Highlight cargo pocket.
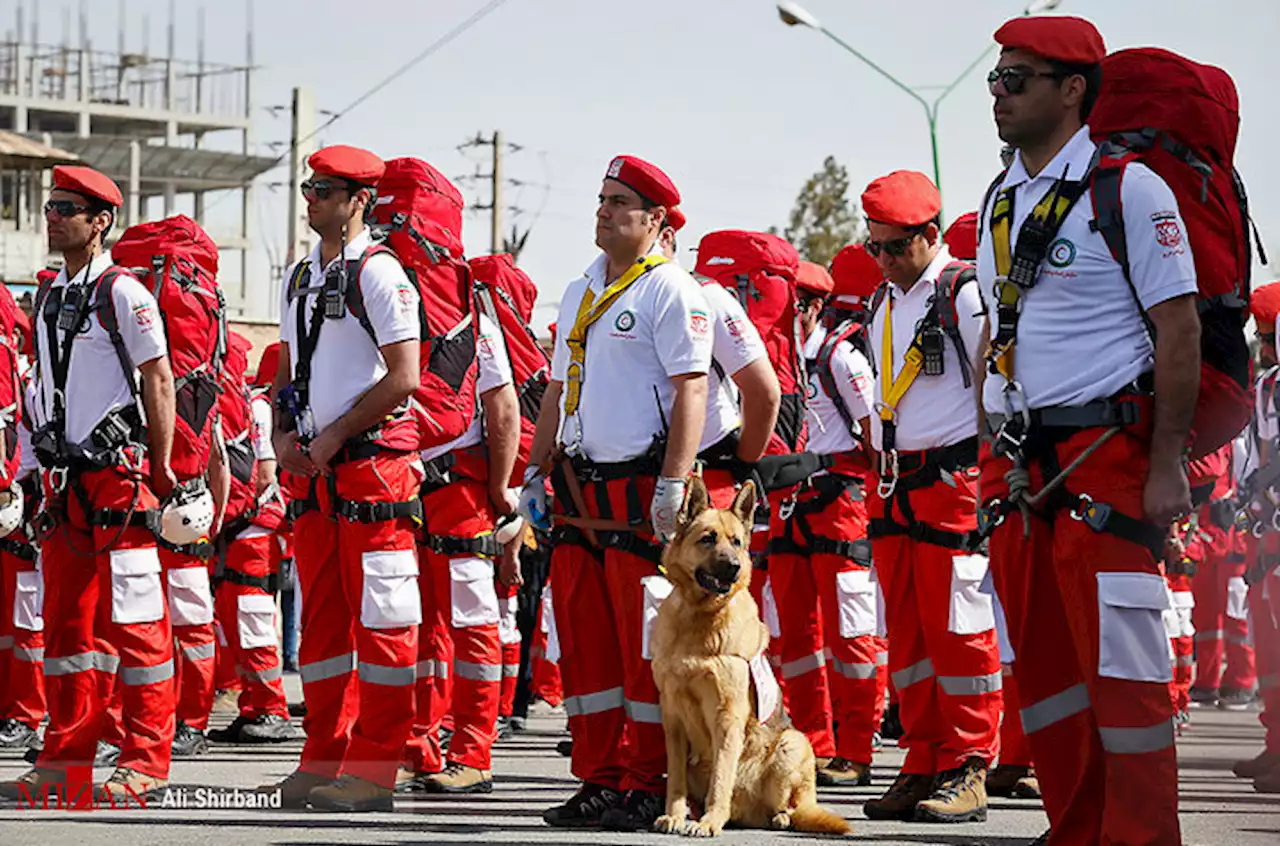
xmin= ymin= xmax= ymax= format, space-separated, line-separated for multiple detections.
xmin=110 ymin=547 xmax=164 ymax=625
xmin=1226 ymin=575 xmax=1249 ymax=621
xmin=640 ymin=575 xmax=674 ymax=660
xmin=167 ymin=566 xmax=214 ymax=626
xmin=449 ymin=556 xmax=498 ymax=629
xmin=762 ymin=577 xmax=782 ymax=639
xmin=1164 ymin=589 xmax=1194 ymax=639
xmin=361 ymin=549 xmax=422 ymax=629
xmin=498 ymin=593 xmax=521 ymax=645
xmin=871 ymin=566 xmax=887 ymax=638
xmin=1097 ymin=572 xmax=1173 ymax=683
xmin=948 ymin=554 xmax=994 ymax=635
xmin=237 ymin=593 xmax=278 ymax=649
xmin=13 ymin=570 xmax=43 ymax=632
xmin=835 ymin=568 xmax=877 ymax=638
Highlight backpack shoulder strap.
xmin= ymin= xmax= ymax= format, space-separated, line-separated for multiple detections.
xmin=932 ymin=260 xmax=977 ymax=388
xmin=815 ymin=321 xmax=863 ymax=438
xmin=1088 ymin=150 xmax=1137 ymax=283
xmin=92 ymin=267 xmax=140 ymax=398
xmin=344 ymin=243 xmax=399 ymax=348
xmin=976 ymin=168 xmax=1010 ymax=247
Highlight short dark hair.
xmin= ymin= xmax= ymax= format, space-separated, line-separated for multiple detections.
xmin=88 ymin=199 xmax=116 ymax=241
xmin=1048 ymin=60 xmax=1103 ymax=122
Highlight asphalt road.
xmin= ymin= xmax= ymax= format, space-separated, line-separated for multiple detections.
xmin=0 ymin=676 xmax=1275 ymax=846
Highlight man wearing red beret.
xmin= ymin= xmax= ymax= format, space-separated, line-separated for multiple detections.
xmin=0 ymin=166 xmax=180 ymax=802
xmin=526 ymin=155 xmax=718 ymax=831
xmin=975 ymin=15 xmax=1200 ymax=844
xmin=943 ymin=213 xmax=979 ymax=262
xmin=857 ymin=170 xmax=1001 ymax=823
xmin=1231 ymin=282 xmax=1280 ymax=794
xmin=263 ymin=145 xmax=425 ymax=811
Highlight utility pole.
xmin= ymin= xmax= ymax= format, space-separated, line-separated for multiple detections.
xmin=490 ymin=130 xmax=503 ymax=255
xmin=286 ymin=85 xmax=317 ymax=266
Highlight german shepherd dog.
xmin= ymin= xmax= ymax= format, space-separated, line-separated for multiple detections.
xmin=650 ymin=477 xmax=850 ymax=837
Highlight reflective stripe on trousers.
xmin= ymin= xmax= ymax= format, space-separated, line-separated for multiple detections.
xmin=563 ymin=686 xmax=624 ymax=718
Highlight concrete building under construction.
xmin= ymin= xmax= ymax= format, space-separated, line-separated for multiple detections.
xmin=0 ymin=0 xmax=276 ymax=318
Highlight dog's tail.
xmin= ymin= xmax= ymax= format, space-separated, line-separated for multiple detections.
xmin=790 ymin=802 xmax=852 ymax=835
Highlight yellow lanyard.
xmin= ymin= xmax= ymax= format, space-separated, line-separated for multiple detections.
xmin=563 ymin=254 xmax=668 ymax=417
xmin=877 ymin=289 xmax=927 ymax=423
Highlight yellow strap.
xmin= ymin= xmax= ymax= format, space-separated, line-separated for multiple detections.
xmin=563 ymin=255 xmax=669 ymax=417
xmin=878 ymin=291 xmax=927 ymax=423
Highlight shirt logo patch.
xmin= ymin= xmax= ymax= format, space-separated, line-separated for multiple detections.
xmin=725 ymin=316 xmax=743 ymax=338
xmin=1047 ymin=238 xmax=1077 ymax=268
xmin=133 ymin=303 xmax=156 ymax=331
xmin=690 ymin=309 xmax=710 ymax=335
xmin=395 ymin=282 xmax=417 ymax=309
xmin=1152 ymin=213 xmax=1184 ymax=249
xmin=615 ymin=310 xmax=636 ymax=332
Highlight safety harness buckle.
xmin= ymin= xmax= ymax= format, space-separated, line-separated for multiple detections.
xmin=1069 ymin=493 xmax=1112 ymax=533
xmin=876 ymin=449 xmax=899 ymax=500
xmin=977 ymin=499 xmax=1005 ymax=536
xmin=48 ymin=466 xmax=68 ymax=495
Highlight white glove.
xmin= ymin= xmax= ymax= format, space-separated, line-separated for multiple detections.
xmin=650 ymin=476 xmax=687 ymax=544
xmin=518 ymin=466 xmax=551 ymax=531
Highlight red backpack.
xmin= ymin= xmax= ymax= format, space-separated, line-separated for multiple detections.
xmin=107 ymin=214 xmax=228 ymax=483
xmin=469 ymin=253 xmax=550 ymax=485
xmin=358 ymin=157 xmax=479 ymax=452
xmin=1088 ymin=47 xmax=1260 ymax=458
xmin=694 ymin=230 xmax=806 ymax=454
xmin=217 ymin=335 xmax=284 ymax=536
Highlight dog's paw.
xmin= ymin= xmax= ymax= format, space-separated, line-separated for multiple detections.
xmin=682 ymin=818 xmax=725 ymax=838
xmin=769 ymin=812 xmax=792 ymax=831
xmin=654 ymin=814 xmax=688 ymax=834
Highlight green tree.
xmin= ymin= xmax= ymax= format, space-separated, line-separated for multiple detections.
xmin=774 ymin=156 xmax=863 ymax=267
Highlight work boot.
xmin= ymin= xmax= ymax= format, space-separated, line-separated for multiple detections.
xmin=424 ymin=761 xmax=494 ymax=794
xmin=1232 ymin=750 xmax=1280 ymax=779
xmin=914 ymin=757 xmax=989 ymax=823
xmin=543 ymin=782 xmax=622 ymax=828
xmin=0 ymin=767 xmax=64 ymax=801
xmin=987 ymin=765 xmax=1041 ymax=799
xmin=0 ymin=719 xmax=39 ymax=749
xmin=98 ymin=768 xmax=167 ymax=804
xmin=95 ymin=741 xmax=121 ymax=767
xmin=495 ymin=717 xmax=516 ymax=742
xmin=880 ymin=703 xmax=904 ymax=742
xmin=817 ymin=757 xmax=872 ymax=787
xmin=171 ymin=721 xmax=209 ymax=757
xmin=1218 ymin=688 xmax=1257 ymax=711
xmin=394 ymin=767 xmax=428 ymax=795
xmin=1189 ymin=687 xmax=1218 ymax=708
xmin=257 ymin=769 xmax=330 ymax=809
xmin=600 ymin=788 xmax=665 ymax=832
xmin=863 ymin=773 xmax=933 ymax=821
xmin=211 ymin=688 xmax=241 ymax=715
xmin=239 ymin=714 xmax=303 ymax=743
xmin=308 ymin=774 xmax=394 ymax=813
xmin=207 ymin=716 xmax=251 ymax=744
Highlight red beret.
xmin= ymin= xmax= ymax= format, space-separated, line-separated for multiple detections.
xmin=548 ymin=322 xmax=558 ymax=344
xmin=253 ymin=341 xmax=281 ymax=389
xmin=604 ymin=155 xmax=680 ymax=208
xmin=308 ymin=145 xmax=385 ymax=186
xmin=1251 ymin=283 xmax=1280 ymax=328
xmin=944 ymin=212 xmax=979 ymax=261
xmin=830 ymin=244 xmax=884 ymax=299
xmin=796 ymin=261 xmax=834 ymax=296
xmin=52 ymin=165 xmax=123 ymax=207
xmin=994 ymin=15 xmax=1106 ymax=65
xmin=666 ymin=206 xmax=687 ymax=232
xmin=861 ymin=171 xmax=941 ymax=229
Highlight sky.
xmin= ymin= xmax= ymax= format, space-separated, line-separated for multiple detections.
xmin=28 ymin=0 xmax=1280 ymax=332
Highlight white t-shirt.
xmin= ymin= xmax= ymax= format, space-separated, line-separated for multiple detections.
xmin=701 ymin=282 xmax=767 ymax=452
xmin=977 ymin=126 xmax=1198 ymax=413
xmin=250 ymin=394 xmax=275 ymax=462
xmin=30 ymin=254 xmax=167 ymax=447
xmin=866 ymin=248 xmax=985 ymax=452
xmin=17 ymin=380 xmax=35 ymax=479
xmin=804 ymin=325 xmax=875 ymax=456
xmin=550 ymin=250 xmax=713 ymax=463
xmin=423 ymin=313 xmax=512 ymax=461
xmin=278 ymin=228 xmax=420 ymax=435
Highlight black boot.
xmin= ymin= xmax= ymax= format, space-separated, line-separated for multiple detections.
xmin=543 ymin=782 xmax=622 ymax=828
xmin=171 ymin=722 xmax=209 ymax=757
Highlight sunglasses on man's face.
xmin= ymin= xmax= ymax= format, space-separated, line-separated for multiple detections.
xmin=43 ymin=199 xmax=91 ymax=219
xmin=301 ymin=179 xmax=348 ymax=200
xmin=864 ymin=232 xmax=921 ymax=259
xmin=987 ymin=66 xmax=1064 ymax=96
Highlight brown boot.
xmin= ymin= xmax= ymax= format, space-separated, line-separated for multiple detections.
xmin=307 ymin=774 xmax=394 ymax=812
xmin=97 ymin=768 xmax=168 ymax=804
xmin=986 ymin=764 xmax=1039 ymax=798
xmin=817 ymin=757 xmax=872 ymax=787
xmin=1012 ymin=771 xmax=1041 ymax=799
xmin=0 ymin=767 xmax=65 ymax=801
xmin=914 ymin=758 xmax=989 ymax=823
xmin=1233 ymin=750 xmax=1280 ymax=779
xmin=862 ymin=773 xmax=933 ymax=821
xmin=424 ymin=761 xmax=493 ymax=795
xmin=393 ymin=766 xmax=427 ymax=795
xmin=257 ymin=769 xmax=330 ymax=809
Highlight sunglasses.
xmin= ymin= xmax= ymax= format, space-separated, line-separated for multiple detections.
xmin=43 ymin=199 xmax=91 ymax=219
xmin=301 ymin=179 xmax=348 ymax=200
xmin=987 ymin=66 xmax=1064 ymax=95
xmin=864 ymin=231 xmax=922 ymax=259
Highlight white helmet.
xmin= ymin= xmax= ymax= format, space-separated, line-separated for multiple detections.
xmin=495 ymin=511 xmax=525 ymax=546
xmin=159 ymin=484 xmax=215 ymax=546
xmin=0 ymin=485 xmax=23 ymax=538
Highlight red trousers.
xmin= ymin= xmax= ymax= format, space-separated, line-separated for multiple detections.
xmin=1000 ymin=666 xmax=1032 ymax=767
xmin=213 ymin=532 xmax=288 ymax=719
xmin=1164 ymin=571 xmax=1195 ymax=713
xmin=406 ymin=474 xmax=502 ymax=773
xmin=40 ymin=466 xmax=175 ymax=779
xmin=529 ymin=581 xmax=563 ymax=707
xmin=1193 ymin=528 xmax=1256 ymax=693
xmin=871 ymin=467 xmax=1002 ymax=775
xmin=1250 ymin=542 xmax=1280 ymax=754
xmin=497 ymin=580 xmax=521 ymax=718
xmin=766 ymin=476 xmax=887 ymax=765
xmin=286 ymin=451 xmax=421 ymax=788
xmin=162 ymin=548 xmax=216 ymax=730
xmin=983 ymin=429 xmax=1180 ymax=846
xmin=552 ymin=468 xmax=734 ymax=793
xmin=0 ymin=543 xmax=46 ymax=729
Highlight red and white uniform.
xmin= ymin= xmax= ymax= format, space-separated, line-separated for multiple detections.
xmin=529 ymin=581 xmax=564 ymax=707
xmin=1246 ymin=368 xmax=1280 ymax=761
xmin=31 ymin=252 xmax=176 ymax=780
xmin=279 ymin=226 xmax=424 ymax=789
xmin=977 ymin=124 xmax=1196 ymax=845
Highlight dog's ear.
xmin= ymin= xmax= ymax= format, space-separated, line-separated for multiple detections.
xmin=730 ymin=479 xmax=758 ymax=529
xmin=677 ymin=474 xmax=710 ymax=530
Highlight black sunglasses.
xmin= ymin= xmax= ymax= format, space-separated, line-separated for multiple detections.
xmin=43 ymin=199 xmax=92 ymax=219
xmin=301 ymin=178 xmax=349 ymax=200
xmin=864 ymin=231 xmax=922 ymax=259
xmin=987 ymin=67 xmax=1064 ymax=95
